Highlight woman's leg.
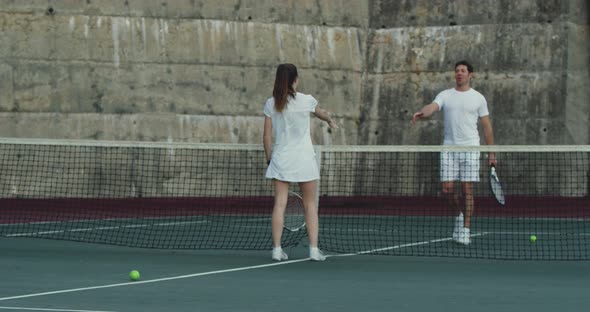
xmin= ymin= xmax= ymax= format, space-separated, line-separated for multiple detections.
xmin=299 ymin=180 xmax=319 ymax=247
xmin=272 ymin=179 xmax=290 ymax=248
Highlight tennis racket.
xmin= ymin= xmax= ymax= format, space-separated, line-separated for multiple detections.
xmin=284 ymin=191 xmax=306 ymax=232
xmin=489 ymin=165 xmax=505 ymax=206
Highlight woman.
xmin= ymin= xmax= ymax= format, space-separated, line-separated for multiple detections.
xmin=263 ymin=63 xmax=337 ymax=261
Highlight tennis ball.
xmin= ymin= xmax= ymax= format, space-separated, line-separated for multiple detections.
xmin=129 ymin=270 xmax=140 ymax=281
xmin=530 ymin=235 xmax=537 ymax=243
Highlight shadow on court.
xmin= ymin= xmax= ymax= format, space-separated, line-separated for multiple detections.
xmin=0 ymin=238 xmax=589 ymax=312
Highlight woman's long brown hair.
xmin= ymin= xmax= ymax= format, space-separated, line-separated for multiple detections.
xmin=272 ymin=64 xmax=298 ymax=112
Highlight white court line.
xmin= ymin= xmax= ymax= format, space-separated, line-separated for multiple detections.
xmin=483 ymin=231 xmax=590 ymax=236
xmin=329 ymin=232 xmax=488 ymax=257
xmin=3 ymin=217 xmax=273 ymax=238
xmin=0 ymin=307 xmax=118 ymax=312
xmin=0 ymin=258 xmax=311 ymax=302
xmin=0 ymin=216 xmax=270 ymax=227
xmin=0 ymin=232 xmax=470 ymax=302
xmin=4 ymin=220 xmax=210 ymax=238
xmin=0 ymin=232 xmax=511 ymax=304
xmin=8 ymin=231 xmax=65 ymax=237
xmin=323 ymin=228 xmax=590 ymax=235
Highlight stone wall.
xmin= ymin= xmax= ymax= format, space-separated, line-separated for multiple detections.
xmin=0 ymin=0 xmax=587 ymax=145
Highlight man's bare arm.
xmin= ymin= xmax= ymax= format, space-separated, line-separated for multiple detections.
xmin=412 ymin=103 xmax=439 ymax=123
xmin=480 ymin=115 xmax=496 ymax=165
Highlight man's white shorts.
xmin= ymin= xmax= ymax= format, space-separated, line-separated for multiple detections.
xmin=440 ymin=151 xmax=480 ymax=182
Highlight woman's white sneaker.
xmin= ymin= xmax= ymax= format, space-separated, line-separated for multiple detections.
xmin=272 ymin=247 xmax=288 ymax=261
xmin=309 ymin=247 xmax=326 ymax=261
xmin=452 ymin=212 xmax=464 ymax=242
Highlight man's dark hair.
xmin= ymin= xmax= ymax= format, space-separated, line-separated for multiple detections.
xmin=455 ymin=60 xmax=474 ymax=73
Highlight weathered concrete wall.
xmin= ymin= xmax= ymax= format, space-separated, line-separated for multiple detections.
xmin=365 ymin=0 xmax=586 ymax=145
xmin=565 ymin=0 xmax=589 ymax=144
xmin=1 ymin=0 xmax=368 ymax=27
xmin=369 ymin=0 xmax=569 ymax=27
xmin=0 ymin=0 xmax=587 ymax=145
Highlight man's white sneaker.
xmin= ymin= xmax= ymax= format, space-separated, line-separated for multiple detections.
xmin=452 ymin=213 xmax=464 ymax=241
xmin=309 ymin=247 xmax=326 ymax=261
xmin=271 ymin=247 xmax=288 ymax=261
xmin=456 ymin=227 xmax=471 ymax=245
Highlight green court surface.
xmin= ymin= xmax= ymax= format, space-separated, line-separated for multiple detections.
xmin=1 ymin=238 xmax=588 ymax=312
xmin=3 ymin=215 xmax=588 ymax=259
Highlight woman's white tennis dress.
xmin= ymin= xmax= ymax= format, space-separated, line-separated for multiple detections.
xmin=263 ymin=92 xmax=320 ymax=182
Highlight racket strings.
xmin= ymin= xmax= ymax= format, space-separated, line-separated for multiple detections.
xmin=284 ymin=192 xmax=306 ymax=231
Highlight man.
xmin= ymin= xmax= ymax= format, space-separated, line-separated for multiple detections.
xmin=412 ymin=60 xmax=496 ymax=245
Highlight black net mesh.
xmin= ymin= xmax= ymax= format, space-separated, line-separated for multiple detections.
xmin=1 ymin=140 xmax=588 ymax=260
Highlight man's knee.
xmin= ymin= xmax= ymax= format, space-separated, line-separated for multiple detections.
xmin=461 ymin=182 xmax=474 ymax=196
xmin=442 ymin=183 xmax=454 ymax=195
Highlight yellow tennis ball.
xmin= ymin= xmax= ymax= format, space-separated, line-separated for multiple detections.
xmin=129 ymin=270 xmax=140 ymax=281
xmin=530 ymin=235 xmax=537 ymax=243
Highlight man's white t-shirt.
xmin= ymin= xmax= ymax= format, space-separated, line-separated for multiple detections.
xmin=263 ymin=92 xmax=319 ymax=182
xmin=434 ymin=88 xmax=489 ymax=146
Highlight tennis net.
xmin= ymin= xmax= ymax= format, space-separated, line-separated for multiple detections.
xmin=1 ymin=138 xmax=589 ymax=260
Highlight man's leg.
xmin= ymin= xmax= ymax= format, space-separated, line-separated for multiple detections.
xmin=441 ymin=151 xmax=462 ymax=214
xmin=442 ymin=181 xmax=461 ymax=214
xmin=441 ymin=151 xmax=465 ymax=242
xmin=455 ymin=151 xmax=480 ymax=245
xmin=444 ymin=181 xmax=465 ymax=242
xmin=462 ymin=182 xmax=474 ymax=228
xmin=460 ymin=151 xmax=480 ymax=229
